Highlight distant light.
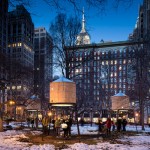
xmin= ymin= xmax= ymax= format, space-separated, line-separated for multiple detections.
xmin=51 ymin=104 xmax=74 ymax=107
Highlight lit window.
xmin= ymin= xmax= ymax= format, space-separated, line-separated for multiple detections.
xmin=12 ymin=86 xmax=15 ymax=89
xmin=17 ymin=86 xmax=21 ymax=89
xmin=119 ymin=66 xmax=122 ymax=70
xmin=132 ymin=102 xmax=135 ymax=106
xmin=37 ymin=68 xmax=39 ymax=70
xmin=75 ymin=69 xmax=79 ymax=73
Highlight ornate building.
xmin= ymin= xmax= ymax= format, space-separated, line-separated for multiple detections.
xmin=76 ymin=8 xmax=90 ymax=45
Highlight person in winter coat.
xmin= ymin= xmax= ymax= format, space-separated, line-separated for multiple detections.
xmin=111 ymin=119 xmax=115 ymax=131
xmin=65 ymin=116 xmax=72 ymax=137
xmin=116 ymin=117 xmax=122 ymax=132
xmin=55 ymin=118 xmax=61 ymax=137
xmin=122 ymin=118 xmax=127 ymax=131
xmin=31 ymin=118 xmax=34 ymax=128
xmin=42 ymin=116 xmax=49 ymax=135
xmin=61 ymin=120 xmax=68 ymax=138
xmin=106 ymin=118 xmax=111 ymax=135
xmin=98 ymin=119 xmax=102 ymax=134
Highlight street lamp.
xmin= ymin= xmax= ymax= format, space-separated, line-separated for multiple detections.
xmin=48 ymin=111 xmax=52 ymax=134
xmin=8 ymin=100 xmax=16 ymax=120
xmin=135 ymin=113 xmax=139 ymax=132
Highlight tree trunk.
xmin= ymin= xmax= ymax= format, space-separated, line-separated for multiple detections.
xmin=140 ymin=98 xmax=145 ymax=130
xmin=75 ymin=106 xmax=80 ymax=135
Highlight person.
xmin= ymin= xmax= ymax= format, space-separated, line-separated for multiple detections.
xmin=116 ymin=117 xmax=122 ymax=132
xmin=26 ymin=117 xmax=30 ymax=127
xmin=80 ymin=118 xmax=84 ymax=126
xmin=106 ymin=118 xmax=112 ymax=136
xmin=51 ymin=118 xmax=56 ymax=132
xmin=31 ymin=118 xmax=34 ymax=128
xmin=122 ymin=118 xmax=127 ymax=131
xmin=111 ymin=119 xmax=115 ymax=131
xmin=98 ymin=119 xmax=102 ymax=134
xmin=55 ymin=118 xmax=61 ymax=137
xmin=42 ymin=116 xmax=49 ymax=135
xmin=65 ymin=116 xmax=72 ymax=137
xmin=61 ymin=120 xmax=68 ymax=139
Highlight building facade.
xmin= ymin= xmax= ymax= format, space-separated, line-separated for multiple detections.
xmin=67 ymin=43 xmax=138 ymax=115
xmin=34 ymin=27 xmax=53 ymax=108
xmin=66 ymin=3 xmax=150 ymax=122
xmin=129 ymin=0 xmax=150 ymax=123
xmin=0 ymin=0 xmax=8 ymax=103
xmin=8 ymin=5 xmax=34 ymax=101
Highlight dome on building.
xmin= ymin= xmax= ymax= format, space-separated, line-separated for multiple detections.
xmin=76 ymin=8 xmax=90 ymax=45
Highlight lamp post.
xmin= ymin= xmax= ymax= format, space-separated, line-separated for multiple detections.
xmin=135 ymin=113 xmax=139 ymax=132
xmin=8 ymin=100 xmax=16 ymax=120
xmin=48 ymin=111 xmax=52 ymax=134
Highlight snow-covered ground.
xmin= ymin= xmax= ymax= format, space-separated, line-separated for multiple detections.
xmin=0 ymin=122 xmax=150 ymax=150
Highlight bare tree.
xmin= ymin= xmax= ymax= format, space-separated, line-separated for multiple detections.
xmin=127 ymin=43 xmax=150 ymax=130
xmin=49 ymin=13 xmax=81 ymax=78
xmin=9 ymin=0 xmax=136 ymax=15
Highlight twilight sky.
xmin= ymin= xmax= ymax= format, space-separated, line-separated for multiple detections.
xmin=28 ymin=0 xmax=143 ymax=43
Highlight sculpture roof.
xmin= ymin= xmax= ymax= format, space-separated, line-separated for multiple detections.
xmin=113 ymin=92 xmax=127 ymax=97
xmin=53 ymin=76 xmax=73 ymax=82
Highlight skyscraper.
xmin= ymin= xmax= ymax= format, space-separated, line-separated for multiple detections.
xmin=0 ymin=0 xmax=8 ymax=103
xmin=34 ymin=27 xmax=53 ymax=108
xmin=8 ymin=5 xmax=34 ymax=101
xmin=0 ymin=0 xmax=8 ymax=54
xmin=76 ymin=8 xmax=90 ymax=45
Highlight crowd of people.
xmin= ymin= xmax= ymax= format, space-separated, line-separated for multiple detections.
xmin=26 ymin=115 xmax=128 ymax=138
xmin=98 ymin=117 xmax=128 ymax=136
xmin=42 ymin=115 xmax=73 ymax=139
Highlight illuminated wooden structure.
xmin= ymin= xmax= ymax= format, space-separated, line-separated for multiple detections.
xmin=111 ymin=92 xmax=130 ymax=110
xmin=50 ymin=77 xmax=76 ymax=107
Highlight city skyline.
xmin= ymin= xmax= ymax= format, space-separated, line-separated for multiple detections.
xmin=26 ymin=0 xmax=143 ymax=43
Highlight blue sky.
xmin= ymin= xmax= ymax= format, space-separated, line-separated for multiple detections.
xmin=29 ymin=0 xmax=143 ymax=43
